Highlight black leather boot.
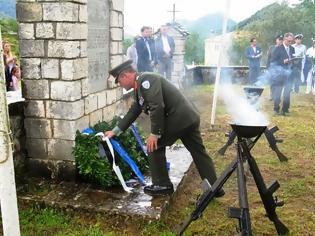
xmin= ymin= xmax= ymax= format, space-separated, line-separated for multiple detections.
xmin=144 ymin=184 xmax=174 ymax=195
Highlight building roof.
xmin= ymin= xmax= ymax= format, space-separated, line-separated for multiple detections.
xmin=166 ymin=22 xmax=190 ymax=37
xmin=154 ymin=22 xmax=189 ymax=37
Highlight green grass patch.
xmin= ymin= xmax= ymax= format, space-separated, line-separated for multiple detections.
xmin=2 ymin=84 xmax=314 ymax=235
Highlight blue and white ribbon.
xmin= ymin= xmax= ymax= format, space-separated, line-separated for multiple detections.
xmin=130 ymin=123 xmax=148 ymax=156
xmin=109 ymin=138 xmax=146 ymax=185
xmin=96 ymin=133 xmax=133 ymax=193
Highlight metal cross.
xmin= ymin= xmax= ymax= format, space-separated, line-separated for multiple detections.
xmin=167 ymin=3 xmax=180 ymax=23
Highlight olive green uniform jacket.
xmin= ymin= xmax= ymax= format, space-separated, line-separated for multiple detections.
xmin=117 ymin=72 xmax=200 ymax=141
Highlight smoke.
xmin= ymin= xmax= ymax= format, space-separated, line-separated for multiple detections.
xmin=254 ymin=64 xmax=292 ymax=87
xmin=218 ymin=81 xmax=269 ymax=126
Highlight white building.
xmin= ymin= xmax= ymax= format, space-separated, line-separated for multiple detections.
xmin=204 ymin=32 xmax=234 ymax=66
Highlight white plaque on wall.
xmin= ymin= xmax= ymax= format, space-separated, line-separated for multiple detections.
xmin=87 ymin=0 xmax=110 ymax=93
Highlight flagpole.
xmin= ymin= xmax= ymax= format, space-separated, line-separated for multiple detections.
xmin=210 ymin=0 xmax=231 ymax=128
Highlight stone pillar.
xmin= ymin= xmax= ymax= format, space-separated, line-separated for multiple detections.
xmin=16 ymin=0 xmax=125 ymax=180
xmin=168 ymin=28 xmax=187 ymax=86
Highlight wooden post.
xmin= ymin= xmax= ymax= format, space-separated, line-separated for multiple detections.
xmin=0 ymin=27 xmax=21 ymax=236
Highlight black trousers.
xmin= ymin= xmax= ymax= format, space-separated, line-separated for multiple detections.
xmin=149 ymin=122 xmax=218 ymax=186
xmin=273 ymin=75 xmax=293 ymax=113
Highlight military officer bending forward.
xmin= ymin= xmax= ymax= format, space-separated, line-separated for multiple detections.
xmin=105 ymin=60 xmax=224 ymax=197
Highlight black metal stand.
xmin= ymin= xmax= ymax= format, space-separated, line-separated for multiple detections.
xmin=218 ymin=126 xmax=288 ymax=162
xmin=176 ymin=133 xmax=289 ymax=236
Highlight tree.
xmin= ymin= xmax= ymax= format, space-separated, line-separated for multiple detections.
xmin=184 ymin=32 xmax=204 ymax=64
xmin=230 ymin=1 xmax=315 ymax=65
xmin=123 ymin=38 xmax=132 ymax=55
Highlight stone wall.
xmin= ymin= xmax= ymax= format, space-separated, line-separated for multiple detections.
xmin=16 ymin=0 xmax=126 ymax=180
xmin=8 ymin=103 xmax=26 ymax=184
xmin=184 ymin=65 xmax=266 ymax=86
xmin=168 ymin=27 xmax=186 ymax=86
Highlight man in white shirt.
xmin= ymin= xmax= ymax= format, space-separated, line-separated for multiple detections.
xmin=292 ymin=34 xmax=307 ymax=93
xmin=126 ymin=36 xmax=139 ymax=70
xmin=155 ymin=25 xmax=175 ymax=80
xmin=305 ymin=38 xmax=315 ymax=94
xmin=245 ymin=37 xmax=263 ymax=84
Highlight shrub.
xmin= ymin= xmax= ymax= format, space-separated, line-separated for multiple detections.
xmin=73 ymin=117 xmax=149 ymax=188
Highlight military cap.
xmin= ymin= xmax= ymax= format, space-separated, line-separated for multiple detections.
xmin=109 ymin=59 xmax=133 ymax=83
xmin=294 ymin=34 xmax=303 ymax=39
xmin=276 ymin=34 xmax=283 ymax=40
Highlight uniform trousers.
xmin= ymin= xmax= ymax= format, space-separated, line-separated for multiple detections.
xmin=148 ymin=121 xmax=218 ymax=186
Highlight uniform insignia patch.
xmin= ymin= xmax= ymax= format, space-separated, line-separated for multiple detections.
xmin=141 ymin=81 xmax=150 ymax=89
xmin=139 ymin=97 xmax=144 ymax=106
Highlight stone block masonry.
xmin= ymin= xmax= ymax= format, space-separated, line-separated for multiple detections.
xmin=17 ymin=0 xmax=126 ymax=180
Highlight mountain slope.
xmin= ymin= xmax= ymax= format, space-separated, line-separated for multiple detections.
xmin=178 ymin=13 xmax=236 ymax=39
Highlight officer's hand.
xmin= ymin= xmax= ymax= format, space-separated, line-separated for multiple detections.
xmin=284 ymin=58 xmax=289 ymax=64
xmin=104 ymin=130 xmax=115 ymax=139
xmin=146 ymin=135 xmax=158 ymax=152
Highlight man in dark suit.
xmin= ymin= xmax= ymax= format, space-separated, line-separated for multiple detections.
xmin=155 ymin=25 xmax=175 ymax=80
xmin=136 ymin=26 xmax=155 ymax=72
xmin=270 ymin=32 xmax=295 ymax=116
xmin=245 ymin=37 xmax=262 ymax=84
xmin=266 ymin=35 xmax=283 ymax=100
xmin=104 ymin=60 xmax=224 ymax=197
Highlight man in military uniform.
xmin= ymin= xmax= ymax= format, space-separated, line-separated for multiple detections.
xmin=104 ymin=60 xmax=224 ymax=197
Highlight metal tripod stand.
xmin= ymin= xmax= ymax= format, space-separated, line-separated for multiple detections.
xmin=218 ymin=126 xmax=288 ymax=162
xmin=176 ymin=125 xmax=289 ymax=236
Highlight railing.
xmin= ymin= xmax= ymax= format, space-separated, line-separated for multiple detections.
xmin=184 ymin=65 xmax=267 ymax=85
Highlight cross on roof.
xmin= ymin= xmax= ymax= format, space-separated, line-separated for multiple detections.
xmin=167 ymin=3 xmax=180 ymax=23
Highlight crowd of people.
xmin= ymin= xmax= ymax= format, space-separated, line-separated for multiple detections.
xmin=2 ymin=40 xmax=20 ymax=91
xmin=126 ymin=25 xmax=175 ymax=81
xmin=245 ymin=33 xmax=315 ymax=116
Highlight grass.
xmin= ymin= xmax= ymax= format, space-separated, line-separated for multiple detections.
xmin=1 ymin=84 xmax=315 ymax=235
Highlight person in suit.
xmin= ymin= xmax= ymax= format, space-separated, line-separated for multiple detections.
xmin=155 ymin=25 xmax=175 ymax=80
xmin=245 ymin=37 xmax=263 ymax=84
xmin=136 ymin=26 xmax=155 ymax=72
xmin=126 ymin=36 xmax=139 ymax=70
xmin=270 ymin=32 xmax=295 ymax=115
xmin=104 ymin=60 xmax=225 ymax=197
xmin=266 ymin=34 xmax=283 ymax=100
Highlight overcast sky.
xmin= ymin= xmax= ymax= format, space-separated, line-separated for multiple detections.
xmin=124 ymin=0 xmax=299 ymax=35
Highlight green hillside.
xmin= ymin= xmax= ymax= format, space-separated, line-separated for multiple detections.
xmin=179 ymin=12 xmax=236 ymax=40
xmin=230 ymin=0 xmax=315 ymax=65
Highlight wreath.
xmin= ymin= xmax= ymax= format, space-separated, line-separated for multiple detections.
xmin=73 ymin=117 xmax=149 ymax=188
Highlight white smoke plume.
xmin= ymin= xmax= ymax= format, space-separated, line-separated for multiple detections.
xmin=254 ymin=65 xmax=292 ymax=87
xmin=218 ymin=83 xmax=269 ymax=126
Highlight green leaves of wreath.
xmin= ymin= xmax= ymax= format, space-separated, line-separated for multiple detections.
xmin=73 ymin=117 xmax=149 ymax=188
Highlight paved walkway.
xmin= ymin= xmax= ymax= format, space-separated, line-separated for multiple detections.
xmin=18 ymin=146 xmax=192 ymax=220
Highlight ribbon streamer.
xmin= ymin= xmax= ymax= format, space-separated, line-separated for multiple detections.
xmin=110 ymin=138 xmax=146 ymax=185
xmin=130 ymin=123 xmax=148 ymax=156
xmin=100 ymin=134 xmax=133 ymax=193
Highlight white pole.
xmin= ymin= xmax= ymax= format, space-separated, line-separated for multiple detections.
xmin=0 ymin=27 xmax=21 ymax=236
xmin=210 ymin=0 xmax=231 ymax=127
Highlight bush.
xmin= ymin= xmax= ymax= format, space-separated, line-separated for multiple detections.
xmin=73 ymin=117 xmax=149 ymax=188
